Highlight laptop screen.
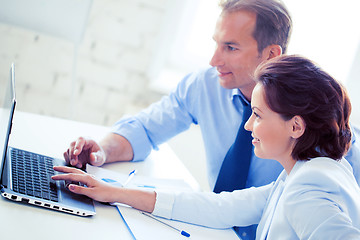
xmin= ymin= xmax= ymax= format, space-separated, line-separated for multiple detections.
xmin=0 ymin=63 xmax=16 ymax=181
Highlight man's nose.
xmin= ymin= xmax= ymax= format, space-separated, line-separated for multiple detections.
xmin=209 ymin=47 xmax=223 ymax=67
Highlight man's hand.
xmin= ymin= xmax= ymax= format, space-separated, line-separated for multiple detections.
xmin=64 ymin=137 xmax=106 ymax=169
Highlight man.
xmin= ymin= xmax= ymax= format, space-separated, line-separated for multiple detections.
xmin=64 ymin=0 xmax=360 ymax=239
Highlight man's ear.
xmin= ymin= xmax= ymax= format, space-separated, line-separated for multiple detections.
xmin=263 ymin=45 xmax=282 ymax=60
xmin=290 ymin=115 xmax=306 ymax=139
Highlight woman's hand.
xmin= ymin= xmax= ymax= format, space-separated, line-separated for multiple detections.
xmin=52 ymin=166 xmax=120 ymax=203
xmin=52 ymin=165 xmax=156 ymax=212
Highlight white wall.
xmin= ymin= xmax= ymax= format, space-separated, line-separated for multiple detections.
xmin=0 ymin=0 xmax=168 ymax=126
xmin=347 ymin=43 xmax=360 ymax=126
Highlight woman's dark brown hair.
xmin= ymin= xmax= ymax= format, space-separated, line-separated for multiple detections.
xmin=254 ymin=55 xmax=352 ymax=161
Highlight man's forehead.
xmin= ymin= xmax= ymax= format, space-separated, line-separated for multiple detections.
xmin=213 ymin=10 xmax=256 ymax=43
xmin=217 ymin=10 xmax=257 ymax=26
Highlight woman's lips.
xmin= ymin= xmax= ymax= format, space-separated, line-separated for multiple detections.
xmin=252 ymin=136 xmax=260 ymax=144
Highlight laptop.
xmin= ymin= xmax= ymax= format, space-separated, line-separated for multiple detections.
xmin=0 ymin=63 xmax=95 ymax=216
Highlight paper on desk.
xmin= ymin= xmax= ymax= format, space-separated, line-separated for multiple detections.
xmin=87 ymin=166 xmax=238 ymax=239
xmin=87 ymin=165 xmax=194 ymax=192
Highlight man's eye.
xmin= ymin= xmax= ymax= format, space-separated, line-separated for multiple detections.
xmin=227 ymin=46 xmax=237 ymax=51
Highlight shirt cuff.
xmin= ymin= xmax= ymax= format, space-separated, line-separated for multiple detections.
xmin=111 ymin=118 xmax=152 ymax=161
xmin=152 ymin=190 xmax=175 ymax=219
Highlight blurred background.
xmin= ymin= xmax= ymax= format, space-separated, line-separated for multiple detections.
xmin=0 ymin=0 xmax=359 ymax=191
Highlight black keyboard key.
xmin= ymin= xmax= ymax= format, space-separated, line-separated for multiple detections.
xmin=42 ymin=192 xmax=50 ymax=200
xmin=26 ymin=190 xmax=34 ymax=196
xmin=34 ymin=191 xmax=42 ymax=198
xmin=50 ymin=194 xmax=58 ymax=202
xmin=50 ymin=182 xmax=57 ymax=191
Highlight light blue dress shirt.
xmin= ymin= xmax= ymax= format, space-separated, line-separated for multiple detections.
xmin=153 ymin=157 xmax=360 ymax=239
xmin=112 ymin=67 xmax=360 ymax=189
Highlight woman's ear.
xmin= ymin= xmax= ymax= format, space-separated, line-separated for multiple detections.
xmin=290 ymin=115 xmax=306 ymax=139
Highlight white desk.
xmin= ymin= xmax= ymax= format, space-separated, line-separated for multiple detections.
xmin=0 ymin=112 xmax=238 ymax=239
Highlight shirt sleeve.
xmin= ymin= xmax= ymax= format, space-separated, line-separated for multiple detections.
xmin=111 ymin=71 xmax=201 ymax=161
xmin=152 ymin=190 xmax=176 ymax=219
xmin=153 ymin=184 xmax=273 ymax=229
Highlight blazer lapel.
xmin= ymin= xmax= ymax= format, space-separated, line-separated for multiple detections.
xmin=257 ymin=178 xmax=286 ymax=240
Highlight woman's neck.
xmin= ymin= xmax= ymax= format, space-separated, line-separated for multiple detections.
xmin=280 ymin=157 xmax=297 ymax=175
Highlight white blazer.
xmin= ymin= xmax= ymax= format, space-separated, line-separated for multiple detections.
xmin=153 ymin=157 xmax=360 ymax=239
xmin=256 ymin=157 xmax=360 ymax=239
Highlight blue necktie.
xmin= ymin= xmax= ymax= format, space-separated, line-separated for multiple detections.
xmin=213 ymin=100 xmax=252 ymax=193
xmin=213 ymin=99 xmax=256 ymax=240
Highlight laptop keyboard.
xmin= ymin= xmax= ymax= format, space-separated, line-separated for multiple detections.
xmin=10 ymin=148 xmax=58 ymax=202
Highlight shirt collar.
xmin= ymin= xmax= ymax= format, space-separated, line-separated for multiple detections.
xmin=231 ymin=88 xmax=250 ymax=106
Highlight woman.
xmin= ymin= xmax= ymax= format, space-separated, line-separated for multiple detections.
xmin=53 ymin=55 xmax=360 ymax=239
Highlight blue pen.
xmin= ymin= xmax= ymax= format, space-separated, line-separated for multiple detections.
xmin=116 ymin=206 xmax=137 ymax=240
xmin=122 ymin=169 xmax=137 ymax=187
xmin=141 ymin=212 xmax=190 ymax=238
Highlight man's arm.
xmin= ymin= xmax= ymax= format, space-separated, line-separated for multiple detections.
xmin=66 ymin=69 xmax=207 ymax=168
xmin=100 ymin=132 xmax=134 ymax=163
